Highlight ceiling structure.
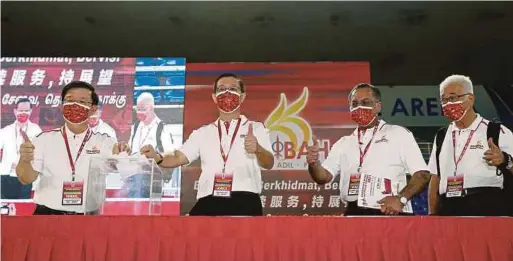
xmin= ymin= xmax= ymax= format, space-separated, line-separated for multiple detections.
xmin=2 ymin=1 xmax=513 ymax=85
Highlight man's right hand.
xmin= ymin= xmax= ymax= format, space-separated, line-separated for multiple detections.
xmin=140 ymin=144 xmax=159 ymax=160
xmin=19 ymin=130 xmax=34 ymax=163
xmin=306 ymin=136 xmax=319 ymax=166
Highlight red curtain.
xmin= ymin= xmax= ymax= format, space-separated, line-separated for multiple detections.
xmin=2 ymin=216 xmax=513 ymax=261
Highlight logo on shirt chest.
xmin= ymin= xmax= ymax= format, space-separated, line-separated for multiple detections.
xmin=86 ymin=145 xmax=101 ymax=154
xmin=374 ymin=135 xmax=388 ymax=144
xmin=469 ymin=140 xmax=484 ymax=150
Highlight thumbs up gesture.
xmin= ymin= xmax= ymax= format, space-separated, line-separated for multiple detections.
xmin=244 ymin=123 xmax=258 ymax=154
xmin=19 ymin=130 xmax=35 ymax=163
xmin=306 ymin=135 xmax=320 ymax=165
xmin=483 ymin=138 xmax=504 ymax=166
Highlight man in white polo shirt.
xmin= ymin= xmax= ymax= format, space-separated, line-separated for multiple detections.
xmin=0 ymin=98 xmax=42 ymax=199
xmin=427 ymin=75 xmax=513 ymax=216
xmin=307 ymin=83 xmax=431 ymax=215
xmin=16 ymin=81 xmax=130 ymax=215
xmin=140 ymin=73 xmax=274 ymax=216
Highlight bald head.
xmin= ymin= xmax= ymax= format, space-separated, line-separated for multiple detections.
xmin=137 ymin=92 xmax=155 ymax=106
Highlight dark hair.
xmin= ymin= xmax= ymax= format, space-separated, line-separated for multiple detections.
xmin=213 ymin=73 xmax=245 ymax=93
xmin=61 ymin=81 xmax=99 ymax=105
xmin=348 ymin=83 xmax=382 ymax=102
xmin=16 ymin=98 xmax=32 ymax=109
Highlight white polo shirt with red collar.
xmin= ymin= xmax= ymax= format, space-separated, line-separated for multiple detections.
xmin=178 ymin=115 xmax=273 ymax=200
xmin=30 ymin=125 xmax=116 ymax=212
xmin=322 ymin=120 xmax=428 ymax=203
xmin=427 ymin=114 xmax=513 ymax=194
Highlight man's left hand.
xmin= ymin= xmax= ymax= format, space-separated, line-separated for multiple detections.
xmin=112 ymin=141 xmax=131 ymax=155
xmin=377 ymin=196 xmax=403 ymax=215
xmin=244 ymin=123 xmax=258 ymax=154
xmin=483 ymin=138 xmax=504 ymax=167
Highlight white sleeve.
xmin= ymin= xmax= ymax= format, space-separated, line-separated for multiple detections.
xmin=427 ymin=137 xmax=438 ymax=175
xmin=33 ymin=125 xmax=43 ymax=137
xmin=108 ymin=126 xmax=118 ymax=143
xmin=100 ymin=136 xmax=117 ymax=157
xmin=31 ymin=134 xmax=45 ymax=173
xmin=178 ymin=129 xmax=202 ymax=163
xmin=321 ymin=138 xmax=344 ymax=179
xmin=254 ymin=122 xmax=273 ymax=153
xmin=499 ymin=125 xmax=513 ymax=156
xmin=399 ymin=129 xmax=428 ymax=174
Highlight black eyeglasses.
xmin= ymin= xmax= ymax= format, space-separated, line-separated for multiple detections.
xmin=441 ymin=94 xmax=469 ymax=104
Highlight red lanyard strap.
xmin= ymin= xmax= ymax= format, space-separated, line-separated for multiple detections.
xmin=217 ymin=118 xmax=241 ymax=172
xmin=62 ymin=128 xmax=91 ymax=181
xmin=357 ymin=125 xmax=379 ymax=171
xmin=452 ymin=120 xmax=484 ymax=174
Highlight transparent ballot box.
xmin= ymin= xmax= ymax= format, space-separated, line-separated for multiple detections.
xmin=85 ymin=156 xmax=164 ymax=215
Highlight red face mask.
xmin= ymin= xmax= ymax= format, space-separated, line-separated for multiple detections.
xmin=442 ymin=101 xmax=467 ymax=122
xmin=88 ymin=116 xmax=99 ymax=127
xmin=16 ymin=113 xmax=29 ymax=124
xmin=63 ymin=102 xmax=91 ymax=124
xmin=216 ymin=91 xmax=241 ymax=113
xmin=136 ymin=112 xmax=147 ymax=121
xmin=350 ymin=106 xmax=376 ymax=127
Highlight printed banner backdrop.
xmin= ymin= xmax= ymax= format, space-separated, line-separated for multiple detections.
xmin=1 ymin=57 xmax=134 ymax=138
xmin=0 ymin=57 xmax=184 ymax=216
xmin=181 ymin=62 xmax=370 ymax=215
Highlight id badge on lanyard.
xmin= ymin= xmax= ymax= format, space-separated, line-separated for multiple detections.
xmin=61 ymin=128 xmax=91 ymax=206
xmin=446 ymin=121 xmax=483 ymax=197
xmin=212 ymin=119 xmax=241 ymax=198
xmin=348 ymin=126 xmax=379 ymax=196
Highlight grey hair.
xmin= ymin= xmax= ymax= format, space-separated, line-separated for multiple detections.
xmin=136 ymin=92 xmax=155 ymax=105
xmin=440 ymin=75 xmax=473 ymax=95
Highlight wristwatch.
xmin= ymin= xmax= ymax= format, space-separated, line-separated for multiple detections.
xmin=397 ymin=194 xmax=408 ymax=205
xmin=500 ymin=152 xmax=513 ymax=170
xmin=506 ymin=153 xmax=513 ymax=170
xmin=155 ymin=153 xmax=164 ymax=165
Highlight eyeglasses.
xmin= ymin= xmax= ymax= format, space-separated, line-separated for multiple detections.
xmin=440 ymin=94 xmax=469 ymax=104
xmin=217 ymin=85 xmax=241 ymax=93
xmin=350 ymin=99 xmax=377 ymax=108
xmin=63 ymin=99 xmax=93 ymax=106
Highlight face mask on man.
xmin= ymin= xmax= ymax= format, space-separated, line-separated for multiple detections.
xmin=88 ymin=116 xmax=99 ymax=127
xmin=442 ymin=100 xmax=469 ymax=122
xmin=63 ymin=102 xmax=91 ymax=125
xmin=216 ymin=90 xmax=241 ymax=113
xmin=15 ymin=112 xmax=30 ymax=124
xmin=350 ymin=106 xmax=376 ymax=127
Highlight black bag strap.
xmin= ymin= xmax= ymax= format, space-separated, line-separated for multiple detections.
xmin=487 ymin=121 xmax=503 ymax=177
xmin=435 ymin=126 xmax=448 ymax=177
xmin=130 ymin=120 xmax=141 ymax=149
xmin=487 ymin=121 xmax=500 ymax=147
xmin=156 ymin=121 xmax=165 ymax=153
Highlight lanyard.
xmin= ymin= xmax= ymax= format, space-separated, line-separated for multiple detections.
xmin=15 ymin=125 xmax=28 ymax=155
xmin=138 ymin=124 xmax=155 ymax=148
xmin=217 ymin=118 xmax=241 ymax=173
xmin=62 ymin=127 xmax=91 ymax=181
xmin=357 ymin=125 xmax=379 ymax=172
xmin=451 ymin=120 xmax=484 ymax=175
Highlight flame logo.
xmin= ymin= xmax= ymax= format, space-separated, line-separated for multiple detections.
xmin=264 ymin=87 xmax=311 ymax=151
